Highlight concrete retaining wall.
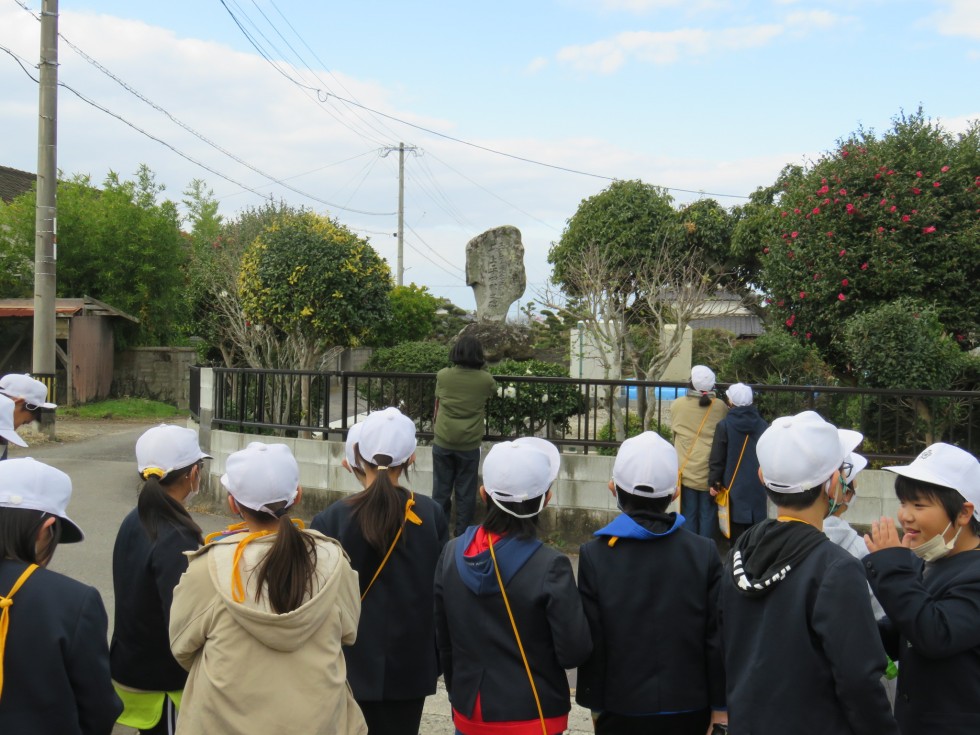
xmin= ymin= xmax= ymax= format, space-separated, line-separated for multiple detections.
xmin=194 ymin=424 xmax=901 ymax=545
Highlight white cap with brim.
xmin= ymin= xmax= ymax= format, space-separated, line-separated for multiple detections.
xmin=344 ymin=423 xmax=364 ymax=471
xmin=613 ymin=431 xmax=678 ymax=498
xmin=757 ymin=412 xmax=862 ymax=494
xmin=0 ymin=458 xmax=83 ymax=542
xmin=886 ymin=443 xmax=980 ymax=521
xmin=358 ymin=407 xmax=417 ymax=468
xmin=0 ymin=395 xmax=28 ymax=448
xmin=844 ymin=453 xmax=869 ymax=485
xmin=726 ymin=383 xmax=753 ymax=407
xmin=136 ymin=424 xmax=211 ymax=479
xmin=691 ymin=365 xmax=716 ymax=393
xmin=483 ymin=437 xmax=560 ymax=516
xmin=0 ymin=373 xmax=57 ymax=409
xmin=221 ymin=442 xmax=299 ymax=516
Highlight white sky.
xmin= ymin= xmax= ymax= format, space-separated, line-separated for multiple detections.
xmin=1 ymin=0 xmax=977 ymax=313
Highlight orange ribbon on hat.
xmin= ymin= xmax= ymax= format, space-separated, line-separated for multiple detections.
xmin=0 ymin=564 xmax=39 ymax=701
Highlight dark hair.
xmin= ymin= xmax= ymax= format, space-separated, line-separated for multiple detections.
xmin=347 ymin=450 xmax=412 ymax=555
xmin=765 ymin=485 xmax=823 ymax=510
xmin=137 ymin=464 xmax=204 ymax=545
xmin=895 ymin=475 xmax=980 ymax=536
xmin=239 ymin=502 xmax=318 ymax=615
xmin=0 ymin=507 xmax=62 ymax=565
xmin=450 ymin=336 xmax=486 ymax=368
xmin=616 ymin=487 xmax=672 ymax=515
xmin=482 ymin=495 xmax=542 ymax=539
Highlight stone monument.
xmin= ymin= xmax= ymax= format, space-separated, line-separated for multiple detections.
xmin=466 ymin=225 xmax=526 ymax=322
xmin=459 ymin=226 xmax=533 ymax=361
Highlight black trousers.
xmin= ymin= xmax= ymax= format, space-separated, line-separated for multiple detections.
xmin=595 ymin=709 xmax=710 ymax=735
xmin=357 ymin=698 xmax=426 ymax=735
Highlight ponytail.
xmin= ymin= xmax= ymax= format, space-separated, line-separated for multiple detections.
xmin=347 ymin=451 xmax=410 ymax=555
xmin=247 ymin=504 xmax=317 ymax=614
xmin=137 ymin=465 xmax=204 ymax=545
xmin=699 ymin=392 xmax=713 ymax=407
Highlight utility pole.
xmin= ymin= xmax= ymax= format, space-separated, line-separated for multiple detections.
xmin=33 ymin=0 xmax=58 ymax=428
xmin=380 ymin=142 xmax=417 ymax=286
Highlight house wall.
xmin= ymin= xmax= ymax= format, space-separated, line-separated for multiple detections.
xmin=69 ymin=315 xmax=114 ymax=403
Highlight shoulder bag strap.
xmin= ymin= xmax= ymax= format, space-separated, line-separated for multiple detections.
xmin=488 ymin=535 xmax=547 ymax=735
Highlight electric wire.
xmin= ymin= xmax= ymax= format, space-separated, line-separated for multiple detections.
xmin=53 ymin=33 xmax=394 ymax=215
xmin=405 ymin=221 xmax=466 ymax=276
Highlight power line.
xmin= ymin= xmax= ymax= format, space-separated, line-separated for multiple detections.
xmin=52 ymin=33 xmax=394 ymax=216
xmin=404 ymin=221 xmax=465 ymax=276
xmin=213 ymin=1 xmax=749 ymax=200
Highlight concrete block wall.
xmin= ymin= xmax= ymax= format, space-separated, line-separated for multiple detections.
xmin=196 ymin=425 xmax=902 ymax=544
xmin=113 ymin=347 xmax=197 ymax=408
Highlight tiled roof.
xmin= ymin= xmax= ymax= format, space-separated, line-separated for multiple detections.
xmin=0 ymin=165 xmax=36 ymax=203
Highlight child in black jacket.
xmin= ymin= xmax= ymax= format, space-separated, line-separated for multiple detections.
xmin=865 ymin=442 xmax=980 ymax=735
xmin=577 ymin=431 xmax=726 ymax=735
xmin=434 ymin=437 xmax=591 ymax=735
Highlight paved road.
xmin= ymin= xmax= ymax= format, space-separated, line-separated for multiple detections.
xmin=11 ymin=422 xmax=595 ymax=735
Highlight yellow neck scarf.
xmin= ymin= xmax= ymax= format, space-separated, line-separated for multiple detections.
xmin=0 ymin=564 xmax=39 ymax=699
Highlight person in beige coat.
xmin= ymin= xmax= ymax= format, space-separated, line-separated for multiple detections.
xmin=169 ymin=442 xmax=365 ymax=735
xmin=671 ymin=365 xmax=728 ymax=538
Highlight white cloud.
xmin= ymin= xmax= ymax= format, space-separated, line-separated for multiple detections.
xmin=937 ymin=112 xmax=980 ymax=135
xmin=525 ymin=56 xmax=550 ymax=74
xmin=555 ymin=24 xmax=781 ymax=72
xmin=783 ymin=10 xmax=849 ymax=31
xmin=929 ymin=0 xmax=980 ymax=39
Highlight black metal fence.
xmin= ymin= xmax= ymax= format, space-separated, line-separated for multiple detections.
xmin=209 ymin=367 xmax=979 ymax=462
xmin=189 ymin=365 xmax=201 ymax=422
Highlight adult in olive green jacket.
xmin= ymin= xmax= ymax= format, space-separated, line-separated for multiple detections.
xmin=671 ymin=365 xmax=728 ymax=538
xmin=433 ymin=336 xmax=496 ymax=535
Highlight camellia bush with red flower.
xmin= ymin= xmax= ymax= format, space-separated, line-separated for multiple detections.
xmin=741 ymin=110 xmax=980 ymax=379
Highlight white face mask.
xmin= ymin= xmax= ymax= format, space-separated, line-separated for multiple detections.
xmin=912 ymin=522 xmax=962 ymax=562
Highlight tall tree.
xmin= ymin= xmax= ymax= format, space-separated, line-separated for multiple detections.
xmin=0 ymin=165 xmax=188 ymax=345
xmin=238 ymin=207 xmax=392 ymax=372
xmin=752 ymin=110 xmax=980 ymax=374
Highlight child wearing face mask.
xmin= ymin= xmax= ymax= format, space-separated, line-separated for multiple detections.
xmin=864 ymin=443 xmax=980 ymax=734
xmin=110 ymin=425 xmax=210 ymax=735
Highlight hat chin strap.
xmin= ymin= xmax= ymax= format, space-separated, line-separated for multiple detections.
xmin=490 ymin=493 xmax=546 ymax=519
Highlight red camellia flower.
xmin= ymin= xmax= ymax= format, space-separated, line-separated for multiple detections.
xmin=781 ymin=211 xmax=788 ymax=217
xmin=826 ymin=232 xmax=834 ymax=237
xmin=877 ymin=226 xmax=885 ymax=233
xmin=763 ymin=247 xmax=770 ymax=253
xmin=823 ymin=198 xmax=831 ymax=205
xmin=916 ymin=171 xmax=923 ymax=178
xmin=839 ymin=188 xmax=847 ymax=196
xmin=777 ymin=300 xmax=785 ymax=307
xmin=887 ymin=169 xmax=895 ymax=175
xmin=902 ymin=215 xmax=911 ymax=222
xmin=861 ymin=262 xmax=869 ymax=270
xmin=841 ymin=279 xmax=849 ymax=287
xmin=841 ymin=149 xmax=850 ymax=157
xmin=922 ymin=226 xmax=937 ymax=233
xmin=806 ymin=332 xmax=812 ymax=339
xmin=941 ymin=165 xmax=950 ymax=172
xmin=838 ymin=293 xmax=846 ymax=301
xmin=786 ymin=315 xmax=795 ymax=327
xmin=791 ymin=231 xmax=799 ymax=238
xmin=845 ymin=203 xmax=856 ymax=214
xmin=839 ymin=249 xmax=846 ymax=257
xmin=794 ymin=208 xmax=801 ymax=214
xmin=890 ymin=205 xmax=897 ymax=212
xmin=879 ymin=198 xmax=887 ymax=206
xmin=874 ymin=173 xmax=882 ymax=179
xmin=912 ymin=188 xmax=921 ymax=195
xmin=817 ymin=185 xmax=830 ymax=194
xmin=933 ymin=181 xmax=940 ymax=187
xmin=800 ymin=292 xmax=806 ymax=299
xmin=812 ymin=207 xmax=821 ymax=214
